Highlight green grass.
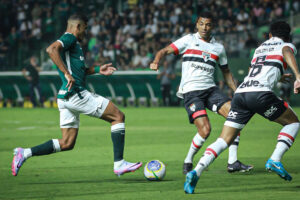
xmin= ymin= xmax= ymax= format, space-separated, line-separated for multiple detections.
xmin=0 ymin=107 xmax=300 ymax=200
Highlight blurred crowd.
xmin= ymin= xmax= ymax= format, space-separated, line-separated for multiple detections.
xmin=0 ymin=0 xmax=299 ymax=71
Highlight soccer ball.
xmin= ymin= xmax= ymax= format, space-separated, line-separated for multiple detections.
xmin=144 ymin=160 xmax=166 ymax=181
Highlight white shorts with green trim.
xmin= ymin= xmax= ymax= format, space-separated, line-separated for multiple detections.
xmin=57 ymin=90 xmax=110 ymax=128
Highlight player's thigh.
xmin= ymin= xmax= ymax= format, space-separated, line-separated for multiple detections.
xmin=256 ymin=92 xmax=296 ymax=125
xmin=206 ymin=86 xmax=231 ymax=117
xmin=101 ymin=101 xmax=124 ymax=124
xmin=274 ymin=107 xmax=299 ymax=126
xmin=57 ymin=99 xmax=80 ymax=129
xmin=183 ymin=91 xmax=208 ymax=124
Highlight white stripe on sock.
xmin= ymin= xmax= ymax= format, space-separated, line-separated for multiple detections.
xmin=52 ymin=139 xmax=61 ymax=152
xmin=111 ymin=123 xmax=125 ymax=132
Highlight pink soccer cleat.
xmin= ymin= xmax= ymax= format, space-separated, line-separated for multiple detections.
xmin=114 ymin=161 xmax=142 ymax=176
xmin=11 ymin=148 xmax=26 ymax=176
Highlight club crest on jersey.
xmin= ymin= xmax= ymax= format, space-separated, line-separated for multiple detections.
xmin=202 ymin=52 xmax=211 ymax=62
xmin=80 ymin=56 xmax=84 ymax=61
xmin=189 ymin=103 xmax=196 ymax=112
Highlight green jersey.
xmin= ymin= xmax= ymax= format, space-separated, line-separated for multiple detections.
xmin=57 ymin=32 xmax=87 ymax=99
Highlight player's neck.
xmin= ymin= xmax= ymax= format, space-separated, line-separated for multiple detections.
xmin=65 ymin=29 xmax=78 ymax=39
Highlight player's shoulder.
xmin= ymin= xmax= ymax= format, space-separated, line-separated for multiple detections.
xmin=211 ymin=37 xmax=225 ymax=50
xmin=282 ymin=42 xmax=297 ymax=54
xmin=59 ymin=32 xmax=76 ymax=40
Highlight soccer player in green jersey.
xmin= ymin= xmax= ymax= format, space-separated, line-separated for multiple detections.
xmin=11 ymin=14 xmax=142 ymax=177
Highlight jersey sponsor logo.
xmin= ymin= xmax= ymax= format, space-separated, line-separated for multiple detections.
xmin=255 ymin=47 xmax=275 ymax=54
xmin=191 ymin=63 xmax=214 ymax=73
xmin=264 ymin=106 xmax=278 ymax=117
xmin=227 ymin=111 xmax=238 ymax=119
xmin=189 ymin=103 xmax=196 ymax=112
xmin=239 ymin=80 xmax=263 ymax=88
xmin=202 ymin=52 xmax=211 ymax=62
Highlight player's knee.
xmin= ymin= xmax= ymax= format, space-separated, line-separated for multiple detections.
xmin=115 ymin=110 xmax=125 ymax=123
xmin=197 ymin=125 xmax=211 ymax=138
xmin=60 ymin=140 xmax=76 ymax=151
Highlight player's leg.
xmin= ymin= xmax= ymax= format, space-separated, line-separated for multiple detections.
xmin=182 ymin=92 xmax=210 ymax=174
xmin=265 ymin=105 xmax=299 ymax=181
xmin=12 ymin=99 xmax=80 ymax=176
xmin=184 ymin=125 xmax=241 ymax=194
xmin=218 ymin=101 xmax=253 ymax=172
xmin=100 ymin=101 xmax=142 ymax=176
xmin=184 ymin=92 xmax=254 ymax=194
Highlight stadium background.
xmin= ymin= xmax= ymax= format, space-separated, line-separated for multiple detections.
xmin=0 ymin=0 xmax=300 ymax=107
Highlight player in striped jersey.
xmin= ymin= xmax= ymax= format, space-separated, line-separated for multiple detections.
xmin=184 ymin=21 xmax=300 ymax=194
xmin=150 ymin=12 xmax=252 ymax=174
xmin=11 ymin=14 xmax=142 ymax=177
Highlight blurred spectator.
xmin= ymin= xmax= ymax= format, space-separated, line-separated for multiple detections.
xmin=0 ymin=34 xmax=8 ymax=69
xmin=22 ymin=56 xmax=43 ymax=107
xmin=157 ymin=60 xmax=175 ymax=106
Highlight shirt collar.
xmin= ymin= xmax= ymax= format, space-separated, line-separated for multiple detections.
xmin=196 ymin=32 xmax=215 ymax=43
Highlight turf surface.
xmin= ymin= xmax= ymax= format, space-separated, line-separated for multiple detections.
xmin=0 ymin=107 xmax=300 ymax=200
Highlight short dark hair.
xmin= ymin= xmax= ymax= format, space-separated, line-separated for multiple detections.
xmin=68 ymin=14 xmax=88 ymax=24
xmin=270 ymin=21 xmax=291 ymax=42
xmin=198 ymin=11 xmax=214 ymax=21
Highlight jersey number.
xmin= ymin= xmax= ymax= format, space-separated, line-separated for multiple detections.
xmin=249 ymin=56 xmax=266 ymax=77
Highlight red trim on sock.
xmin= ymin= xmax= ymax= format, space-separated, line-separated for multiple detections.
xmin=237 ymin=132 xmax=241 ymax=136
xmin=192 ymin=140 xmax=201 ymax=149
xmin=279 ymin=132 xmax=295 ymax=142
xmin=206 ymin=148 xmax=218 ymax=158
xmin=192 ymin=110 xmax=207 ymax=119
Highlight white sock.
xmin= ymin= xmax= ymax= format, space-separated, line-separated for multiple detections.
xmin=23 ymin=148 xmax=32 ymax=159
xmin=271 ymin=122 xmax=299 ymax=162
xmin=52 ymin=139 xmax=61 ymax=152
xmin=228 ymin=133 xmax=240 ymax=164
xmin=184 ymin=133 xmax=205 ymax=163
xmin=195 ymin=138 xmax=228 ymax=176
xmin=114 ymin=159 xmax=124 ymax=170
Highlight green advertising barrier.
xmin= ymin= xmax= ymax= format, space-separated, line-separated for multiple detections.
xmin=1 ymin=58 xmax=300 ymax=107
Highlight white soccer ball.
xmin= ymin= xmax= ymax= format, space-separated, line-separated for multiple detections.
xmin=144 ymin=160 xmax=166 ymax=181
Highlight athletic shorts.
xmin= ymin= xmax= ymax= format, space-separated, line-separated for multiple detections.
xmin=57 ymin=90 xmax=110 ymax=128
xmin=183 ymin=87 xmax=231 ymax=123
xmin=225 ymin=91 xmax=289 ymax=129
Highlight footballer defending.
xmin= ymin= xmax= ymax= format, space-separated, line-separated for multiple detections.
xmin=11 ymin=14 xmax=142 ymax=177
xmin=184 ymin=21 xmax=300 ymax=194
xmin=150 ymin=12 xmax=252 ymax=174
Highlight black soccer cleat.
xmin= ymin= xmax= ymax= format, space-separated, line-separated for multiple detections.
xmin=183 ymin=163 xmax=193 ymax=175
xmin=227 ymin=160 xmax=253 ymax=173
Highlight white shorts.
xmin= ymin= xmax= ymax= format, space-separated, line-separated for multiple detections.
xmin=57 ymin=90 xmax=110 ymax=128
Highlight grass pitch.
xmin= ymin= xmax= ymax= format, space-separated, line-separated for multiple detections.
xmin=0 ymin=107 xmax=300 ymax=200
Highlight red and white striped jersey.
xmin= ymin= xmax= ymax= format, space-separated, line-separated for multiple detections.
xmin=170 ymin=32 xmax=228 ymax=98
xmin=236 ymin=37 xmax=297 ymax=93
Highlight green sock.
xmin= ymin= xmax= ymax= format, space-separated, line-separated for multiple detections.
xmin=31 ymin=140 xmax=55 ymax=156
xmin=111 ymin=123 xmax=125 ymax=161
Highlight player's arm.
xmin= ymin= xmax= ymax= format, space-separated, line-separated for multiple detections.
xmin=282 ymin=46 xmax=300 ymax=93
xmin=221 ymin=67 xmax=237 ymax=92
xmin=22 ymin=68 xmax=32 ymax=81
xmin=150 ymin=46 xmax=174 ymax=71
xmin=46 ymin=41 xmax=75 ymax=91
xmin=85 ymin=63 xmax=116 ymax=76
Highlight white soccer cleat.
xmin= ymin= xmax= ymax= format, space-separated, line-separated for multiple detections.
xmin=113 ymin=161 xmax=142 ymax=176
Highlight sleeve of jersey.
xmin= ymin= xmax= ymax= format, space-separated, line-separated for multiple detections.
xmin=285 ymin=43 xmax=297 ymax=55
xmin=57 ymin=34 xmax=77 ymax=51
xmin=169 ymin=35 xmax=190 ymax=55
xmin=218 ymin=46 xmax=228 ymax=69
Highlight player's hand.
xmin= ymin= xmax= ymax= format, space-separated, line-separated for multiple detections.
xmin=26 ymin=76 xmax=32 ymax=81
xmin=100 ymin=63 xmax=117 ymax=76
xmin=150 ymin=63 xmax=159 ymax=71
xmin=279 ymin=73 xmax=292 ymax=83
xmin=65 ymin=73 xmax=75 ymax=91
xmin=294 ymin=79 xmax=300 ymax=94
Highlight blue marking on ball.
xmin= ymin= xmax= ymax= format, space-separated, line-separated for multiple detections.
xmin=147 ymin=160 xmax=161 ymax=171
